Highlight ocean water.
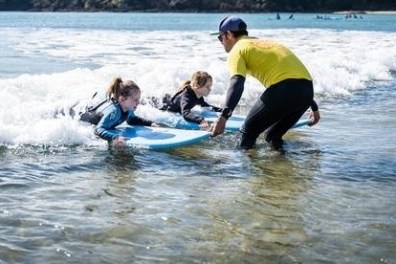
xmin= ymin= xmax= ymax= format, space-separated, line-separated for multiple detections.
xmin=1 ymin=12 xmax=396 ymax=263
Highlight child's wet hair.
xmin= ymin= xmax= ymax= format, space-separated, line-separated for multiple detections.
xmin=107 ymin=77 xmax=140 ymax=101
xmin=191 ymin=71 xmax=212 ymax=89
xmin=179 ymin=71 xmax=212 ymax=92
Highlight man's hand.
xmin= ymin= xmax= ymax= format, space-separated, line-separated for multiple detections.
xmin=211 ymin=116 xmax=227 ymax=137
xmin=309 ymin=110 xmax=321 ymax=126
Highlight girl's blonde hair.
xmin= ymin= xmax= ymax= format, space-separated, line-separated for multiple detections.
xmin=106 ymin=77 xmax=140 ymax=101
xmin=178 ymin=71 xmax=212 ymax=92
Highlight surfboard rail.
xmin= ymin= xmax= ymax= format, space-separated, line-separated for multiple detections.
xmin=110 ymin=125 xmax=211 ymax=150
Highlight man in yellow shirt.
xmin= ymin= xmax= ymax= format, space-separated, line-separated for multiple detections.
xmin=211 ymin=16 xmax=320 ymax=150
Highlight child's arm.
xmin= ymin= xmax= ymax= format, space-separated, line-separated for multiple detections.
xmin=94 ymin=107 xmax=121 ymax=141
xmin=198 ymin=97 xmax=222 ymax=112
xmin=127 ymin=116 xmax=153 ymax=126
xmin=126 ymin=111 xmax=157 ymax=126
xmin=180 ymin=94 xmax=205 ymax=124
xmin=181 ymin=97 xmax=212 ymax=130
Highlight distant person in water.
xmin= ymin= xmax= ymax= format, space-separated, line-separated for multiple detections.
xmin=79 ymin=77 xmax=158 ymax=147
xmin=210 ymin=16 xmax=320 ymax=150
xmin=159 ymin=71 xmax=222 ymax=130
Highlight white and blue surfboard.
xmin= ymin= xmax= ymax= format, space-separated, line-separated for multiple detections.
xmin=110 ymin=126 xmax=211 ymax=150
xmin=173 ymin=107 xmax=310 ymax=131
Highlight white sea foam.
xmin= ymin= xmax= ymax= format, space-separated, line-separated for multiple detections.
xmin=1 ymin=27 xmax=396 ymax=146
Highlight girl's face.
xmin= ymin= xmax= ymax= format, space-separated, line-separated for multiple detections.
xmin=119 ymin=91 xmax=141 ymax=111
xmin=199 ymin=79 xmax=212 ymax=97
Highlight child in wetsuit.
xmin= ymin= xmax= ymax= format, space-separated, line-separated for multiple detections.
xmin=160 ymin=71 xmax=221 ymax=130
xmin=81 ymin=77 xmax=157 ymax=147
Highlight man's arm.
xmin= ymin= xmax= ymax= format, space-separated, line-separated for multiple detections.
xmin=220 ymin=75 xmax=245 ymax=119
xmin=212 ymin=75 xmax=245 ymax=136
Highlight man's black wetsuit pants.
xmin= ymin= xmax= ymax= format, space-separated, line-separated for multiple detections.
xmin=240 ymin=78 xmax=313 ymax=149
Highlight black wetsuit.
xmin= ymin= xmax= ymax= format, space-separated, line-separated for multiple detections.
xmin=160 ymin=86 xmax=221 ymax=124
xmin=223 ymin=76 xmax=318 ymax=149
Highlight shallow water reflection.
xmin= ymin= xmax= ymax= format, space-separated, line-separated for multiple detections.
xmin=1 ymin=138 xmax=395 ymax=263
xmin=1 ymin=84 xmax=396 ymax=263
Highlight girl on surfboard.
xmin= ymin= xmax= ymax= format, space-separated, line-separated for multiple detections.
xmin=80 ymin=77 xmax=158 ymax=147
xmin=159 ymin=71 xmax=222 ymax=130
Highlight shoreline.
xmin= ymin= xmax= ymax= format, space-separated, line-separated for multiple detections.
xmin=1 ymin=9 xmax=396 ymax=14
xmin=335 ymin=10 xmax=396 ymax=14
xmin=364 ymin=11 xmax=396 ymax=14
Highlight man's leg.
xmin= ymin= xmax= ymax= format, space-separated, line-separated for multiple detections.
xmin=264 ymin=79 xmax=313 ymax=149
xmin=264 ymin=108 xmax=308 ymax=150
xmin=240 ymin=79 xmax=313 ymax=150
xmin=239 ymin=90 xmax=283 ymax=149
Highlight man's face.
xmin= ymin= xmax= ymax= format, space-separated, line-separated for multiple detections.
xmin=218 ymin=32 xmax=234 ymax=53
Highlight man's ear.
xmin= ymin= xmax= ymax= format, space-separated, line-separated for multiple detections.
xmin=225 ymin=31 xmax=234 ymax=40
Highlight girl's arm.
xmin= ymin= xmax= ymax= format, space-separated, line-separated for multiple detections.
xmin=180 ymin=92 xmax=204 ymax=124
xmin=198 ymin=97 xmax=222 ymax=112
xmin=94 ymin=106 xmax=121 ymax=141
xmin=126 ymin=111 xmax=153 ymax=126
